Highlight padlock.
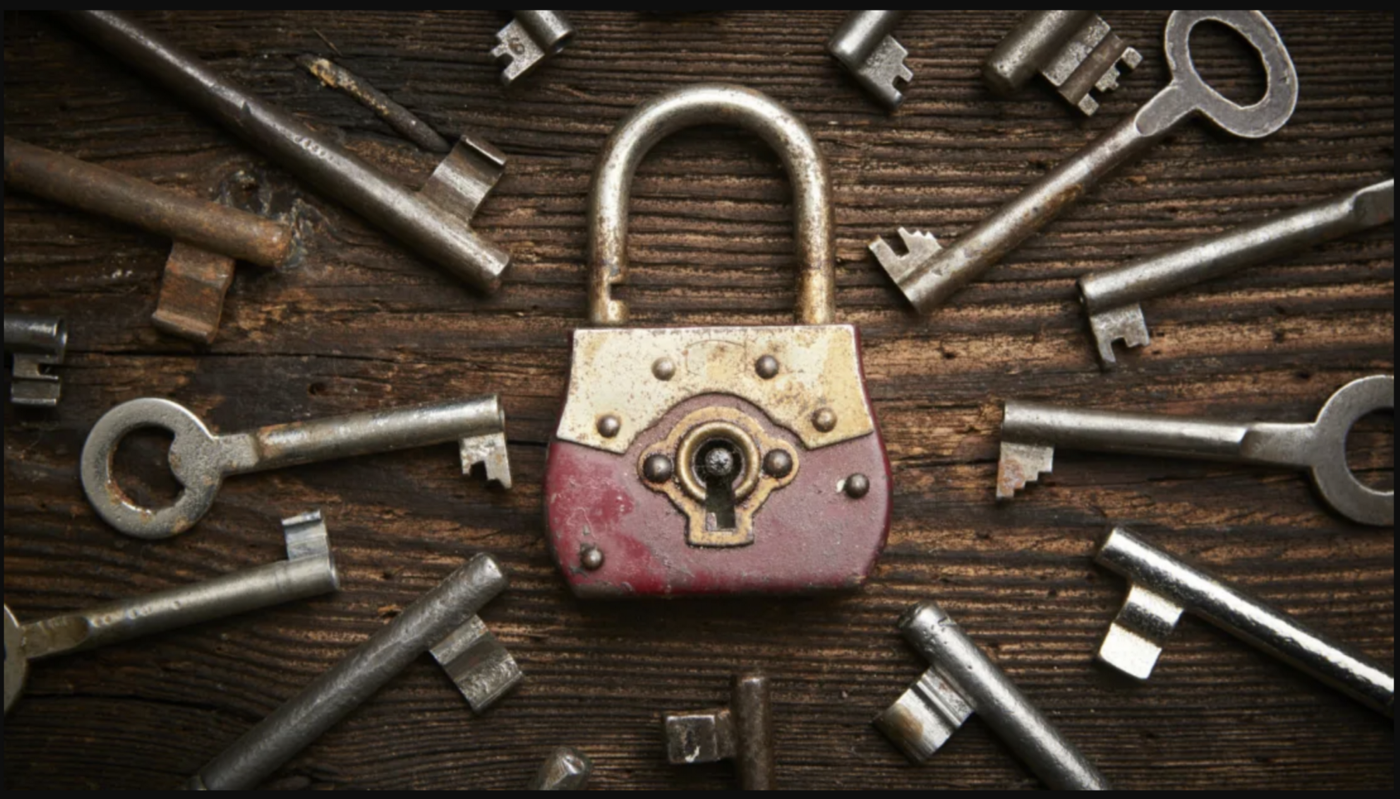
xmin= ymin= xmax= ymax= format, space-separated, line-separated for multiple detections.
xmin=544 ymin=84 xmax=891 ymax=598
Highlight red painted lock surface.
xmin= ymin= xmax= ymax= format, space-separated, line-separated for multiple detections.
xmin=544 ymin=84 xmax=891 ymax=598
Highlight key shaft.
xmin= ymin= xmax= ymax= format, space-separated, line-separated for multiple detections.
xmin=890 ymin=602 xmax=1111 ymax=790
xmin=189 ymin=554 xmax=510 ymax=791
xmin=60 ymin=11 xmax=511 ymax=293
xmin=1096 ymin=528 xmax=1394 ymax=718
xmin=4 ymin=511 xmax=339 ymax=715
xmin=828 ymin=10 xmax=912 ymax=110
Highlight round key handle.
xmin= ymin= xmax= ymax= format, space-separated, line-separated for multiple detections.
xmin=1305 ymin=375 xmax=1393 ymax=527
xmin=1137 ymin=10 xmax=1298 ymax=139
xmin=80 ymin=398 xmax=226 ymax=540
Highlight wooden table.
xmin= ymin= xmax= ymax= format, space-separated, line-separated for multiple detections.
xmin=3 ymin=10 xmax=1393 ymax=790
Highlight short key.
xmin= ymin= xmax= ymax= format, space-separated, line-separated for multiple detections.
xmin=3 ymin=314 xmax=67 ymax=408
xmin=872 ymin=11 xmax=1299 ymax=314
xmin=493 ymin=11 xmax=575 ymax=86
xmin=665 ymin=672 xmax=774 ymax=790
xmin=1094 ymin=527 xmax=1394 ymax=718
xmin=81 ymin=395 xmax=513 ymax=540
xmin=875 ymin=601 xmax=1110 ymax=790
xmin=1080 ymin=179 xmax=1395 ymax=368
xmin=188 ymin=553 xmax=520 ymax=790
xmin=997 ymin=375 xmax=1394 ymax=526
xmin=4 ymin=511 xmax=339 ymax=715
xmin=828 ymin=11 xmax=913 ymax=110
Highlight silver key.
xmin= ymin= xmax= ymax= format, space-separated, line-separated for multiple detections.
xmin=493 ymin=11 xmax=575 ymax=87
xmin=985 ymin=10 xmax=1142 ymax=116
xmin=1094 ymin=527 xmax=1394 ymax=718
xmin=188 ymin=553 xmax=520 ymax=790
xmin=4 ymin=511 xmax=339 ymax=715
xmin=529 ymin=747 xmax=594 ymax=790
xmin=81 ymin=395 xmax=513 ymax=540
xmin=997 ymin=376 xmax=1394 ymax=526
xmin=828 ymin=11 xmax=912 ymax=110
xmin=1081 ymin=179 xmax=1395 ymax=368
xmin=875 ymin=601 xmax=1111 ymax=790
xmin=872 ymin=11 xmax=1299 ymax=314
xmin=3 ymin=314 xmax=67 ymax=408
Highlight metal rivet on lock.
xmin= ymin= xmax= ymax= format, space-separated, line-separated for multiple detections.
xmin=544 ymin=84 xmax=891 ymax=597
xmin=653 ymin=357 xmax=677 ymax=381
xmin=844 ymin=474 xmax=870 ymax=499
xmin=644 ymin=453 xmax=676 ymax=483
xmin=597 ymin=415 xmax=622 ymax=438
xmin=763 ymin=450 xmax=794 ymax=480
xmin=580 ymin=545 xmax=605 ymax=572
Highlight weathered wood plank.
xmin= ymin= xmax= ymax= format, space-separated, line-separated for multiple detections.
xmin=4 ymin=9 xmax=1393 ymax=790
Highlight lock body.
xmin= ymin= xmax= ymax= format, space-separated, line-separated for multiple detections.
xmin=545 ymin=325 xmax=891 ymax=597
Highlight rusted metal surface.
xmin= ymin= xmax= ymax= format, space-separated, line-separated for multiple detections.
xmin=555 ymin=326 xmax=875 ymax=454
xmin=58 ymin=10 xmax=512 ymax=294
xmin=4 ymin=137 xmax=292 ymax=268
xmin=665 ymin=672 xmax=775 ymax=790
xmin=546 ymin=393 xmax=890 ymax=598
xmin=984 ymin=10 xmax=1142 ymax=116
xmin=296 ymin=55 xmax=451 ymax=153
xmin=587 ymin=84 xmax=835 ymax=327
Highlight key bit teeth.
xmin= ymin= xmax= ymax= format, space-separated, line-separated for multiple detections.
xmin=1097 ymin=584 xmax=1184 ymax=681
xmin=1088 ymin=304 xmax=1150 ymax=370
xmin=854 ymin=36 xmax=914 ymax=109
xmin=460 ymin=431 xmax=512 ymax=490
xmin=874 ymin=668 xmax=973 ymax=764
xmin=870 ymin=228 xmax=942 ymax=284
xmin=493 ymin=18 xmax=547 ymax=86
xmin=996 ymin=442 xmax=1055 ymax=499
xmin=282 ymin=510 xmax=332 ymax=562
xmin=431 ymin=615 xmax=523 ymax=713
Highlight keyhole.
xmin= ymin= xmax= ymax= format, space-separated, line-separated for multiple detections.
xmin=695 ymin=439 xmax=743 ymax=532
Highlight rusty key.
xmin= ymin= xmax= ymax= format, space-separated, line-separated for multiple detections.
xmin=4 ymin=138 xmax=293 ymax=344
xmin=59 ymin=10 xmax=512 ymax=294
xmin=665 ymin=672 xmax=775 ymax=790
xmin=872 ymin=11 xmax=1298 ymax=314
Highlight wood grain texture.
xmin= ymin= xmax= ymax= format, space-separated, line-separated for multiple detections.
xmin=3 ymin=9 xmax=1393 ymax=790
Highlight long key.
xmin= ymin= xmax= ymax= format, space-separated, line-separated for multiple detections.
xmin=872 ymin=11 xmax=1299 ymax=314
xmin=4 ymin=511 xmax=339 ymax=715
xmin=188 ymin=553 xmax=520 ymax=790
xmin=493 ymin=11 xmax=575 ymax=86
xmin=60 ymin=11 xmax=512 ymax=294
xmin=1080 ymin=179 xmax=1395 ymax=367
xmin=828 ymin=11 xmax=912 ymax=110
xmin=3 ymin=314 xmax=67 ymax=408
xmin=1094 ymin=527 xmax=1394 ymax=718
xmin=80 ymin=395 xmax=513 ymax=540
xmin=875 ymin=601 xmax=1110 ymax=790
xmin=996 ymin=376 xmax=1394 ymax=526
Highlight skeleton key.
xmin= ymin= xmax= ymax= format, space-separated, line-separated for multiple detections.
xmin=828 ymin=11 xmax=913 ymax=110
xmin=997 ymin=376 xmax=1394 ymax=526
xmin=3 ymin=314 xmax=67 ymax=408
xmin=189 ymin=554 xmax=520 ymax=790
xmin=985 ymin=10 xmax=1142 ymax=116
xmin=1080 ymin=179 xmax=1395 ymax=367
xmin=665 ymin=672 xmax=774 ymax=790
xmin=1094 ymin=527 xmax=1394 ymax=718
xmin=872 ymin=11 xmax=1299 ymax=314
xmin=493 ymin=11 xmax=575 ymax=86
xmin=81 ymin=396 xmax=512 ymax=540
xmin=4 ymin=511 xmax=339 ymax=715
xmin=875 ymin=601 xmax=1111 ymax=790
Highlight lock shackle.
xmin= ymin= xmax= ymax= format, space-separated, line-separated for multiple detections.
xmin=588 ymin=84 xmax=836 ymax=327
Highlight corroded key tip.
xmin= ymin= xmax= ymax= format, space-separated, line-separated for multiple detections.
xmin=4 ymin=314 xmax=67 ymax=408
xmin=493 ymin=11 xmax=575 ymax=86
xmin=665 ymin=672 xmax=775 ymax=790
